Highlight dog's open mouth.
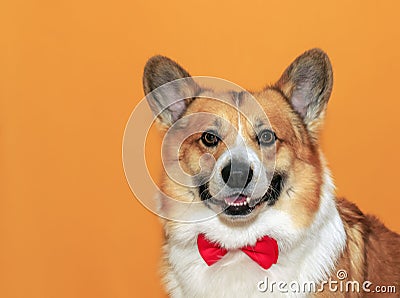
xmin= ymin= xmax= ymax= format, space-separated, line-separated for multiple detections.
xmin=223 ymin=195 xmax=255 ymax=216
xmin=199 ymin=174 xmax=285 ymax=217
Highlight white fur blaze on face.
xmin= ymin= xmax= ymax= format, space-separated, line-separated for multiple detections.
xmin=207 ymin=109 xmax=270 ymax=202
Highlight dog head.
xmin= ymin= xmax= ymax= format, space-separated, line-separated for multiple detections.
xmin=143 ymin=49 xmax=333 ymax=231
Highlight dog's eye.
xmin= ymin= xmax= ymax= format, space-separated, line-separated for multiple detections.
xmin=201 ymin=131 xmax=220 ymax=147
xmin=258 ymin=130 xmax=276 ymax=146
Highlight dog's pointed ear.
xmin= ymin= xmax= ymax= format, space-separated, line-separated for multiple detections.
xmin=275 ymin=49 xmax=333 ymax=136
xmin=143 ymin=55 xmax=200 ymax=128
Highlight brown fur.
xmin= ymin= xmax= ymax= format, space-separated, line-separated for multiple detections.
xmin=317 ymin=198 xmax=400 ymax=297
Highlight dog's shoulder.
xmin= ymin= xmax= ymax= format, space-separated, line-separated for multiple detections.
xmin=336 ymin=197 xmax=400 ymax=291
xmin=363 ymin=213 xmax=400 ymax=290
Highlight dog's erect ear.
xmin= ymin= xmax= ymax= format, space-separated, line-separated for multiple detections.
xmin=275 ymin=48 xmax=333 ymax=135
xmin=143 ymin=55 xmax=200 ymax=127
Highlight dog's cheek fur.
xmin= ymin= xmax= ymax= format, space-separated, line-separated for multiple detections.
xmin=271 ymin=142 xmax=322 ymax=229
xmin=178 ymin=136 xmax=204 ymax=177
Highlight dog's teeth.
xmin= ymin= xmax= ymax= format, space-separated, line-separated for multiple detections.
xmin=226 ymin=199 xmax=250 ymax=207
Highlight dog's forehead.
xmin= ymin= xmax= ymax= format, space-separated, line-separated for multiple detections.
xmin=184 ymin=90 xmax=240 ymax=126
xmin=186 ymin=89 xmax=282 ymax=129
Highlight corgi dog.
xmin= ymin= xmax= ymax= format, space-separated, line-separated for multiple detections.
xmin=142 ymin=49 xmax=400 ymax=297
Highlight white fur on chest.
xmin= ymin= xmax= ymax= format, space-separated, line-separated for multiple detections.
xmin=167 ymin=245 xmax=279 ymax=298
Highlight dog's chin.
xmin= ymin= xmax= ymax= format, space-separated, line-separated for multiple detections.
xmin=199 ymin=174 xmax=285 ymax=222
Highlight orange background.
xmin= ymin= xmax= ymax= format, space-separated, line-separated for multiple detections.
xmin=1 ymin=1 xmax=400 ymax=297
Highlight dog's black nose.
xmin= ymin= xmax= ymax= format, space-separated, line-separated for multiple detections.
xmin=221 ymin=162 xmax=253 ymax=189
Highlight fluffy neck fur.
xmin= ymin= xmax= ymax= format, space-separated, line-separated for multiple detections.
xmin=162 ymin=168 xmax=347 ymax=297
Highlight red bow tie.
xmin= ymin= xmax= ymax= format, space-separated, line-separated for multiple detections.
xmin=197 ymin=233 xmax=278 ymax=270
